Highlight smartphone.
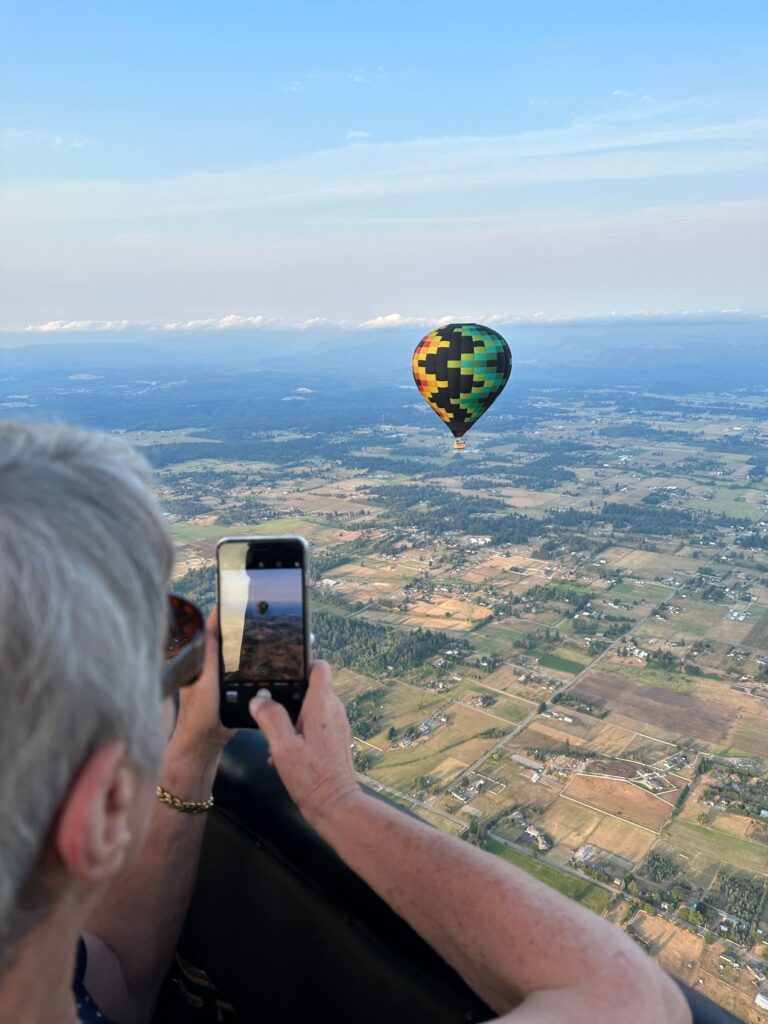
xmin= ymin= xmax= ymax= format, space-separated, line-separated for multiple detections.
xmin=216 ymin=535 xmax=311 ymax=728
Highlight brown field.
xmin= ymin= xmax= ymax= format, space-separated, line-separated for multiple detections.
xmin=722 ymin=713 xmax=768 ymax=758
xmin=563 ymin=775 xmax=672 ymax=832
xmin=482 ymin=664 xmax=551 ymax=699
xmin=620 ymin=734 xmax=678 ymax=763
xmin=636 ymin=599 xmax=759 ymax=646
xmin=573 ymin=669 xmax=736 ymax=744
xmin=536 ymin=800 xmax=605 ymax=851
xmin=404 ymin=597 xmax=490 ymax=631
xmin=333 ymin=560 xmax=421 ymax=582
xmin=712 ymin=813 xmax=754 ymax=840
xmin=586 ymin=722 xmax=640 ymax=756
xmin=692 ymin=971 xmax=757 ymax=1024
xmin=677 ymin=777 xmax=710 ymax=823
xmin=508 ymin=717 xmax=594 ymax=753
xmin=692 ymin=676 xmax=767 ymax=714
xmin=584 ymin=758 xmax=645 ymax=780
xmin=588 ymin=818 xmax=657 ymax=863
xmin=632 ymin=913 xmax=703 ymax=984
xmin=596 ymin=546 xmax=703 ymax=577
xmin=487 ymin=761 xmax=562 ymax=812
xmin=332 ymin=667 xmax=380 ymax=701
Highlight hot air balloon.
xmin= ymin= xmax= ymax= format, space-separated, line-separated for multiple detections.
xmin=412 ymin=323 xmax=512 ymax=450
xmin=257 ymin=600 xmax=269 ymax=615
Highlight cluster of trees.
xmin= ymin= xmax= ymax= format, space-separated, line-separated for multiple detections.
xmin=543 ymin=500 xmax=748 ymax=542
xmin=738 ymin=532 xmax=768 ymax=551
xmin=646 ymin=649 xmax=679 ymax=672
xmin=216 ymin=495 xmax=272 ymax=525
xmin=345 ymin=687 xmax=388 ymax=740
xmin=643 ymin=850 xmax=682 ymax=883
xmin=551 ymin=691 xmax=608 ymax=718
xmin=703 ymin=772 xmax=768 ymax=820
xmin=524 ymin=583 xmax=595 ymax=612
xmin=514 ymin=628 xmax=561 ymax=650
xmin=173 ymin=565 xmax=216 ymax=613
xmin=372 ymin=483 xmax=542 ymax=546
xmin=709 ymin=869 xmax=767 ymax=927
xmin=313 ymin=611 xmax=459 ymax=677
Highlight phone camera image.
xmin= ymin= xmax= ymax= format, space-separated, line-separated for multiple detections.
xmin=219 ymin=541 xmax=306 ymax=687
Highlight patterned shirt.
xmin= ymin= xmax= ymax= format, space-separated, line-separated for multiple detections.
xmin=73 ymin=939 xmax=112 ymax=1023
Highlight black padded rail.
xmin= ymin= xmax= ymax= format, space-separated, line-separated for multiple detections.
xmin=168 ymin=730 xmax=743 ymax=1024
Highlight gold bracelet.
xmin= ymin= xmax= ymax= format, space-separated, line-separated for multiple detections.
xmin=156 ymin=784 xmax=214 ymax=814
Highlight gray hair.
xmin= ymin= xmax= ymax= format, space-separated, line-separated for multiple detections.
xmin=0 ymin=421 xmax=174 ymax=960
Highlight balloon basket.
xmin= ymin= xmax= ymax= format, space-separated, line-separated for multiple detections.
xmin=453 ymin=439 xmax=467 ymax=451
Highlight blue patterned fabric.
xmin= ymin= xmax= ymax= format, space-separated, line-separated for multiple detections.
xmin=73 ymin=939 xmax=112 ymax=1023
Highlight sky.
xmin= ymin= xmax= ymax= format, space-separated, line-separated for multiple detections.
xmin=0 ymin=0 xmax=766 ymax=335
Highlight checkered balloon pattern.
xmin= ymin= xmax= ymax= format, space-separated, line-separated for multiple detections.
xmin=412 ymin=323 xmax=512 ymax=439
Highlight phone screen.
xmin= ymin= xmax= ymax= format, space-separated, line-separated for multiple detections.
xmin=217 ymin=537 xmax=309 ymax=726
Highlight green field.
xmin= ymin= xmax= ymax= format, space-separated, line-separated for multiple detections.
xmin=492 ymin=698 xmax=534 ymax=724
xmin=485 ymin=840 xmax=612 ymax=914
xmin=664 ymin=818 xmax=768 ymax=878
xmin=607 ymin=582 xmax=671 ymax=602
xmin=471 ymin=622 xmax=526 ymax=655
xmin=535 ymin=651 xmax=588 ymax=675
xmin=606 ymin=659 xmax=696 ymax=695
xmin=172 ymin=515 xmax=313 ymax=543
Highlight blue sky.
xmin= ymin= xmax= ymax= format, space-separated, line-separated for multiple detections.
xmin=1 ymin=0 xmax=766 ymax=333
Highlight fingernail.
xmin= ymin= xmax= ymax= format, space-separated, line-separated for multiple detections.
xmin=249 ymin=695 xmax=269 ymax=716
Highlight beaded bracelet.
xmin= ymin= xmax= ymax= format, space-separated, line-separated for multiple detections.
xmin=156 ymin=784 xmax=214 ymax=814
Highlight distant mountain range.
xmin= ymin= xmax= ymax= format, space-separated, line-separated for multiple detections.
xmin=1 ymin=314 xmax=766 ymax=390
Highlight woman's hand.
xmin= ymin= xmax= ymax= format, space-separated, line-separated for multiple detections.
xmin=249 ymin=660 xmax=362 ymax=830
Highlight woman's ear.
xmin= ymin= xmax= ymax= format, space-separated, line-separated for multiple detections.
xmin=55 ymin=740 xmax=136 ymax=883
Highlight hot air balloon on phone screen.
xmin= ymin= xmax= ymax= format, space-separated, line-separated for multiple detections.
xmin=412 ymin=323 xmax=512 ymax=450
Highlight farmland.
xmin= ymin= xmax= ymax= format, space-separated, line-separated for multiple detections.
xmin=42 ymin=359 xmax=768 ymax=1021
xmin=485 ymin=840 xmax=612 ymax=915
xmin=562 ymin=774 xmax=672 ymax=833
xmin=572 ymin=669 xmax=736 ymax=744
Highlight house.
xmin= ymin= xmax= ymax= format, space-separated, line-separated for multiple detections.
xmin=720 ymin=952 xmax=740 ymax=968
xmin=755 ymin=992 xmax=768 ymax=1011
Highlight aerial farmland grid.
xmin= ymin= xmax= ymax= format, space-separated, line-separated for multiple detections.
xmin=158 ymin=381 xmax=768 ymax=1020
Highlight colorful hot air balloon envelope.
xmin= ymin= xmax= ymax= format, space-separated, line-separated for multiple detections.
xmin=257 ymin=600 xmax=269 ymax=615
xmin=412 ymin=323 xmax=512 ymax=450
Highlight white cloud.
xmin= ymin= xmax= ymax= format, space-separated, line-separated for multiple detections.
xmin=611 ymin=90 xmax=635 ymax=98
xmin=17 ymin=307 xmax=764 ymax=336
xmin=346 ymin=130 xmax=372 ymax=140
xmin=162 ymin=314 xmax=275 ymax=330
xmin=1 ymin=129 xmax=86 ymax=150
xmin=358 ymin=313 xmax=440 ymax=329
xmin=25 ymin=319 xmax=134 ymax=332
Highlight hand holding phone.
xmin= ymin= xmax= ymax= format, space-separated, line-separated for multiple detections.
xmin=217 ymin=536 xmax=310 ymax=728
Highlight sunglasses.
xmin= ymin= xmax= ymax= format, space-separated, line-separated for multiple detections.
xmin=162 ymin=595 xmax=206 ymax=698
